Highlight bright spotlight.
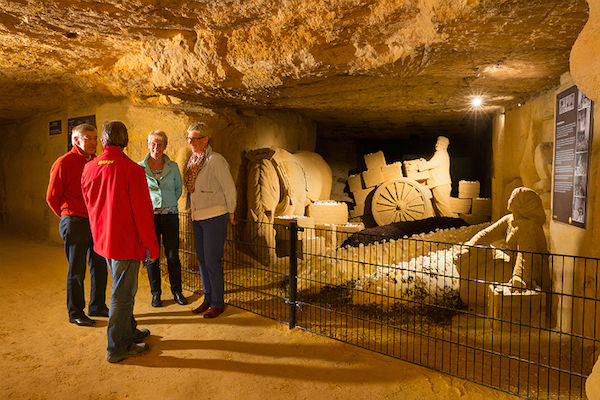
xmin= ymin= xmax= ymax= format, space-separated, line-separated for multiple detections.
xmin=471 ymin=96 xmax=483 ymax=108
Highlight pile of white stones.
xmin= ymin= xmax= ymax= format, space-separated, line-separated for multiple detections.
xmin=298 ymin=222 xmax=491 ymax=308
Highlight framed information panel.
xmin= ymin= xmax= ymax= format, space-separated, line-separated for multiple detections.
xmin=552 ymin=86 xmax=593 ymax=228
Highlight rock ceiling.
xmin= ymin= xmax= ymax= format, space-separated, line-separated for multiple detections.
xmin=0 ymin=0 xmax=589 ymax=136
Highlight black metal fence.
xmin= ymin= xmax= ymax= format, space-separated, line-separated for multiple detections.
xmin=165 ymin=212 xmax=600 ymax=399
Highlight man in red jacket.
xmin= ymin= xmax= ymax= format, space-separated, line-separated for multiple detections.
xmin=82 ymin=120 xmax=159 ymax=363
xmin=46 ymin=123 xmax=108 ymax=327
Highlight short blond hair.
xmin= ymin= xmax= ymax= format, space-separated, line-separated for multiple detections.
xmin=187 ymin=122 xmax=210 ymax=138
xmin=148 ymin=130 xmax=168 ymax=146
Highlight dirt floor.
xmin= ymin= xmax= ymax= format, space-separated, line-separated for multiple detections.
xmin=0 ymin=230 xmax=519 ymax=400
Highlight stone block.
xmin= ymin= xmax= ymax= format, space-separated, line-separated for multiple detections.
xmin=274 ymin=216 xmax=322 ymax=258
xmin=314 ymin=224 xmax=337 ymax=248
xmin=458 ymin=180 xmax=480 ymax=199
xmin=403 ymin=159 xmax=419 ymax=175
xmin=405 ymin=169 xmax=429 ymax=182
xmin=487 ymin=283 xmax=547 ymax=331
xmin=306 ymin=201 xmax=348 ymax=225
xmin=275 ymin=236 xmax=324 ymax=259
xmin=471 ymin=197 xmax=491 ymax=216
xmin=381 ymin=162 xmax=403 ymax=181
xmin=347 ymin=173 xmax=363 ymax=193
xmin=362 ymin=168 xmax=384 ymax=188
xmin=335 ymin=222 xmax=364 ymax=246
xmin=364 ymin=151 xmax=386 ymax=171
xmin=456 ymin=247 xmax=513 ymax=309
xmin=349 ymin=204 xmax=365 ymax=218
xmin=449 ymin=197 xmax=471 ymax=214
xmin=274 ymin=215 xmax=315 ymax=242
xmin=352 ymin=187 xmax=373 ymax=206
xmin=274 ymin=215 xmax=315 ymax=229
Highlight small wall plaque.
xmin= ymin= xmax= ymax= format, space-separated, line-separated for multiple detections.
xmin=49 ymin=120 xmax=62 ymax=136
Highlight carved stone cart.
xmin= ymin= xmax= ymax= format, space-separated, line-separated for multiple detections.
xmin=348 ymin=153 xmax=435 ymax=226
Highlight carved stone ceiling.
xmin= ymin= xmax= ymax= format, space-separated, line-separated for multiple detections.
xmin=0 ymin=0 xmax=589 ymax=137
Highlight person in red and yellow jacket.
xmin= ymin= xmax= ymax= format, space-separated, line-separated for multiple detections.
xmin=82 ymin=120 xmax=159 ymax=363
xmin=46 ymin=123 xmax=108 ymax=327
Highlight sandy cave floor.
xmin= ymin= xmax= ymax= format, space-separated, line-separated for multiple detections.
xmin=0 ymin=230 xmax=519 ymax=400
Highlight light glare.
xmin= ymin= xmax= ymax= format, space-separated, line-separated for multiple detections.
xmin=471 ymin=96 xmax=483 ymax=108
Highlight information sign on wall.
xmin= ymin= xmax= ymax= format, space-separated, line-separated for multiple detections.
xmin=49 ymin=120 xmax=62 ymax=136
xmin=67 ymin=115 xmax=96 ymax=151
xmin=552 ymin=86 xmax=593 ymax=228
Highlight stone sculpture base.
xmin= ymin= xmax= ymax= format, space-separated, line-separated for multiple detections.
xmin=313 ymin=223 xmax=365 ymax=250
xmin=274 ymin=216 xmax=318 ymax=259
xmin=487 ymin=283 xmax=547 ymax=332
xmin=457 ymin=248 xmax=513 ymax=309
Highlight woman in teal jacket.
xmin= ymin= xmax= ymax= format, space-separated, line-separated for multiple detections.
xmin=139 ymin=130 xmax=187 ymax=307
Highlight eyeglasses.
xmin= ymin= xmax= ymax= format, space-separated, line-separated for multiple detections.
xmin=187 ymin=136 xmax=205 ymax=142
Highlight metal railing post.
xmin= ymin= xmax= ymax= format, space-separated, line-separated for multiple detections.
xmin=288 ymin=221 xmax=298 ymax=329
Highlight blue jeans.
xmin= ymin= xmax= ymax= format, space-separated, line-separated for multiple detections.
xmin=106 ymin=259 xmax=139 ymax=356
xmin=192 ymin=213 xmax=228 ymax=308
xmin=146 ymin=214 xmax=182 ymax=296
xmin=59 ymin=215 xmax=108 ymax=318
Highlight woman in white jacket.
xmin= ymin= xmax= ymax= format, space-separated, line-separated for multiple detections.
xmin=185 ymin=122 xmax=236 ymax=318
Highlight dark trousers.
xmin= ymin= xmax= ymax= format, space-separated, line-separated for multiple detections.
xmin=146 ymin=213 xmax=183 ymax=296
xmin=192 ymin=213 xmax=228 ymax=308
xmin=59 ymin=215 xmax=108 ymax=318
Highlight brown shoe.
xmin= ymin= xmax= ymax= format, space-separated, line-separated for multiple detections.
xmin=192 ymin=301 xmax=210 ymax=314
xmin=203 ymin=307 xmax=224 ymax=319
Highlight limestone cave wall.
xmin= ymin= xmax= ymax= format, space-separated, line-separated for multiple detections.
xmin=0 ymin=100 xmax=316 ymax=243
xmin=494 ymin=73 xmax=599 ymax=259
xmin=570 ymin=0 xmax=600 ymax=343
xmin=493 ymin=71 xmax=600 ymax=338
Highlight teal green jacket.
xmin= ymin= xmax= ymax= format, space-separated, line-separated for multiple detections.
xmin=138 ymin=154 xmax=182 ymax=213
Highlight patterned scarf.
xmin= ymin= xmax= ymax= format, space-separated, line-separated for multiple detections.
xmin=185 ymin=140 xmax=210 ymax=193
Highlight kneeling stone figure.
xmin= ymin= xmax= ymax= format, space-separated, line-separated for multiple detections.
xmin=459 ymin=186 xmax=551 ymax=293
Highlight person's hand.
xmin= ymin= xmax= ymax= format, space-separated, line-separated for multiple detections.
xmin=507 ymin=275 xmax=527 ymax=293
xmin=229 ymin=213 xmax=237 ymax=225
xmin=452 ymin=245 xmax=469 ymax=260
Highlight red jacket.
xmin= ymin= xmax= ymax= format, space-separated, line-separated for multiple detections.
xmin=46 ymin=146 xmax=92 ymax=218
xmin=81 ymin=145 xmax=159 ymax=261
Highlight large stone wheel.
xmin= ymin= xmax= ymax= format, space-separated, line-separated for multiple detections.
xmin=371 ymin=178 xmax=434 ymax=225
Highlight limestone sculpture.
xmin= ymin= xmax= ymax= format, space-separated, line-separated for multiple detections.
xmin=587 ymin=354 xmax=600 ymax=400
xmin=416 ymin=136 xmax=457 ymax=218
xmin=456 ymin=187 xmax=551 ymax=308
xmin=245 ymin=147 xmax=333 ymax=262
xmin=533 ymin=142 xmax=554 ymax=210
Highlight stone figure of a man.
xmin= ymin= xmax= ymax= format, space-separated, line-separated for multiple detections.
xmin=417 ymin=136 xmax=457 ymax=217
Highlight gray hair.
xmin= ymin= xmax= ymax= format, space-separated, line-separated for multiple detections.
xmin=101 ymin=120 xmax=128 ymax=148
xmin=187 ymin=122 xmax=210 ymax=138
xmin=71 ymin=123 xmax=97 ymax=146
xmin=148 ymin=130 xmax=168 ymax=146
